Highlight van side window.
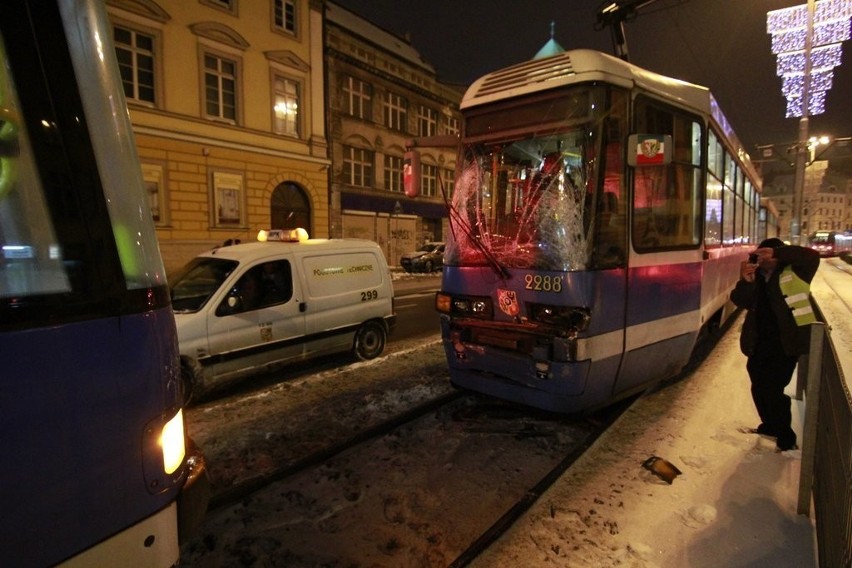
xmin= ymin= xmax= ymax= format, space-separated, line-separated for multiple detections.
xmin=217 ymin=260 xmax=293 ymax=315
xmin=258 ymin=260 xmax=292 ymax=306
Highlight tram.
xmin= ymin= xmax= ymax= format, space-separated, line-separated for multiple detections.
xmin=433 ymin=49 xmax=762 ymax=413
xmin=0 ymin=1 xmax=207 ymax=566
xmin=808 ymin=230 xmax=852 ymax=257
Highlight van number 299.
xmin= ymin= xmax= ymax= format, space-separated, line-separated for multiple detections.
xmin=524 ymin=274 xmax=562 ymax=293
xmin=361 ymin=290 xmax=379 ymax=301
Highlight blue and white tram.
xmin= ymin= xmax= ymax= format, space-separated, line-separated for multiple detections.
xmin=435 ymin=49 xmax=761 ymax=413
xmin=0 ymin=1 xmax=207 ymax=566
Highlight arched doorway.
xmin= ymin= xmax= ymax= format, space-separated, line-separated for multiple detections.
xmin=271 ymin=182 xmax=311 ymax=235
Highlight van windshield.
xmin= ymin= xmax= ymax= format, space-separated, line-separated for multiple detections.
xmin=169 ymin=257 xmax=238 ymax=313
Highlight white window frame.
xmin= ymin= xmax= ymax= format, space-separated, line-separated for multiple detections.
xmin=141 ymin=163 xmax=167 ymax=226
xmin=418 ymin=105 xmax=438 ymax=137
xmin=443 ymin=114 xmax=460 ymax=136
xmin=421 ymin=164 xmax=438 ymax=197
xmin=343 ymin=146 xmax=373 ymax=188
xmin=384 ymin=155 xmax=404 ymax=193
xmin=442 ymin=168 xmax=455 ymax=196
xmin=272 ymin=0 xmax=297 ymax=35
xmin=203 ymin=50 xmax=240 ymax=124
xmin=384 ymin=91 xmax=407 ymax=132
xmin=212 ymin=171 xmax=245 ymax=227
xmin=113 ymin=23 xmax=159 ymax=106
xmin=344 ymin=76 xmax=371 ymax=120
xmin=273 ymin=74 xmax=300 ymax=137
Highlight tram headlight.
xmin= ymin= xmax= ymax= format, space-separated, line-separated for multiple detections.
xmin=160 ymin=409 xmax=186 ymax=475
xmin=529 ymin=303 xmax=591 ymax=332
xmin=436 ymin=292 xmax=492 ymax=319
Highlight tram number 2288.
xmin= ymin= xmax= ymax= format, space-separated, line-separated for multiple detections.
xmin=524 ymin=273 xmax=563 ymax=293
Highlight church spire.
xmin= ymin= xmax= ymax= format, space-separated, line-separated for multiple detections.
xmin=534 ymin=20 xmax=565 ymax=60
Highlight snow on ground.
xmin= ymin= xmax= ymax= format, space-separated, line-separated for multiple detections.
xmin=432 ymin=260 xmax=847 ymax=567
xmin=472 ymin=312 xmax=818 ymax=568
xmin=183 ymin=263 xmax=849 ymax=567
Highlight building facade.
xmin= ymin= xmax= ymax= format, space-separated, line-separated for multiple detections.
xmin=763 ymin=160 xmax=851 ymax=241
xmin=324 ymin=2 xmax=463 ymax=264
xmin=106 ymin=0 xmax=329 ymax=273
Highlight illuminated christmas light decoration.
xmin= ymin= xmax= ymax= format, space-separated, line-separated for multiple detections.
xmin=767 ymin=0 xmax=852 ymax=117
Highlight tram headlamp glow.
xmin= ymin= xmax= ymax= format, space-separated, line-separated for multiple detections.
xmin=160 ymin=409 xmax=186 ymax=475
xmin=435 ymin=293 xmax=493 ymax=319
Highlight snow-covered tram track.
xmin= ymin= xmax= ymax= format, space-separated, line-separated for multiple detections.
xmin=207 ymin=389 xmax=467 ymax=512
xmin=179 ymin=335 xmax=634 ymax=566
xmin=182 ymin=392 xmax=628 ymax=567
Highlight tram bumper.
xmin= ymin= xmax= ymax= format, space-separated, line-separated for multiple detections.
xmin=440 ymin=319 xmax=596 ymax=412
xmin=177 ymin=436 xmax=210 ymax=544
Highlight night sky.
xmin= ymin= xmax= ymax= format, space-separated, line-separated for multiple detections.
xmin=333 ymin=0 xmax=852 ymax=165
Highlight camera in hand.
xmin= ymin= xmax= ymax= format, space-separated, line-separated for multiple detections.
xmin=748 ymin=253 xmax=758 ymax=264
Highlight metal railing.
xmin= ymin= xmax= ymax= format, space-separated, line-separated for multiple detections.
xmin=797 ymin=307 xmax=852 ymax=568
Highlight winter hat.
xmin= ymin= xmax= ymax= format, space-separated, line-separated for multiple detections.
xmin=758 ymin=237 xmax=785 ymax=249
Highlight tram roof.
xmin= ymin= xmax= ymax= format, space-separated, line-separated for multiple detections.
xmin=462 ymin=49 xmax=711 ymax=113
xmin=462 ymin=48 xmax=761 ymax=190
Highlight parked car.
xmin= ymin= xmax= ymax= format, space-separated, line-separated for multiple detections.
xmin=400 ymin=241 xmax=445 ymax=273
xmin=170 ymin=231 xmax=396 ymax=400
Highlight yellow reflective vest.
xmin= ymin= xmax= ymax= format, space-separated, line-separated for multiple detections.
xmin=779 ymin=265 xmax=817 ymax=326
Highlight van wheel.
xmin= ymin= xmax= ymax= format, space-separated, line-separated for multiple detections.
xmin=354 ymin=321 xmax=386 ymax=360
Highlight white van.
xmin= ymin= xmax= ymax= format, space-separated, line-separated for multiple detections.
xmin=169 ymin=232 xmax=395 ymax=400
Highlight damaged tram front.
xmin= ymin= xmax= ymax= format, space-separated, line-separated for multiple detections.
xmin=436 ymin=83 xmax=630 ymax=413
xmin=432 ymin=50 xmax=739 ymax=414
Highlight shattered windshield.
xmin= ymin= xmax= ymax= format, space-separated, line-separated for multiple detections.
xmin=446 ymin=86 xmax=627 ymax=272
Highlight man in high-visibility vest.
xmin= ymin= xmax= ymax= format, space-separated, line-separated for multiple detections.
xmin=731 ymin=237 xmax=820 ymax=453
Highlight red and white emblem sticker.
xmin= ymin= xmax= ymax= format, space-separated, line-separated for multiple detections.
xmin=497 ymin=288 xmax=519 ymax=317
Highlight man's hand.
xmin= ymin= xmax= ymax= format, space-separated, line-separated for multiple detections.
xmin=741 ymin=260 xmax=757 ymax=283
xmin=751 ymin=246 xmax=779 ymax=273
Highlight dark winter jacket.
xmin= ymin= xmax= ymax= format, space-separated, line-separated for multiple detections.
xmin=730 ymin=245 xmax=820 ymax=358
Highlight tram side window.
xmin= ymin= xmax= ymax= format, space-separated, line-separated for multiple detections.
xmin=632 ymin=98 xmax=703 ymax=250
xmin=704 ymin=130 xmax=723 ymax=247
xmin=735 ymin=168 xmax=745 ymax=243
xmin=721 ymin=153 xmax=736 ymax=246
xmin=0 ymin=32 xmax=71 ymax=299
xmin=743 ymin=179 xmax=756 ymax=245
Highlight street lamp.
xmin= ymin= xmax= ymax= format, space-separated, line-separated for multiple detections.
xmin=767 ymin=0 xmax=851 ymax=243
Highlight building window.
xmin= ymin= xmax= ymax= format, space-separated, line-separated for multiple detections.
xmin=418 ymin=105 xmax=438 ymax=137
xmin=204 ymin=53 xmax=238 ymax=123
xmin=273 ymin=75 xmax=300 ymax=137
xmin=343 ymin=146 xmax=373 ymax=187
xmin=384 ymin=155 xmax=404 ymax=192
xmin=141 ymin=163 xmax=166 ymax=225
xmin=343 ymin=76 xmax=371 ymax=120
xmin=273 ymin=0 xmax=296 ymax=34
xmin=384 ymin=91 xmax=407 ymax=132
xmin=422 ymin=164 xmax=438 ymax=197
xmin=201 ymin=0 xmax=237 ymax=15
xmin=443 ymin=114 xmax=459 ymax=136
xmin=212 ymin=171 xmax=245 ymax=227
xmin=442 ymin=168 xmax=455 ymax=196
xmin=113 ymin=25 xmax=156 ymax=105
